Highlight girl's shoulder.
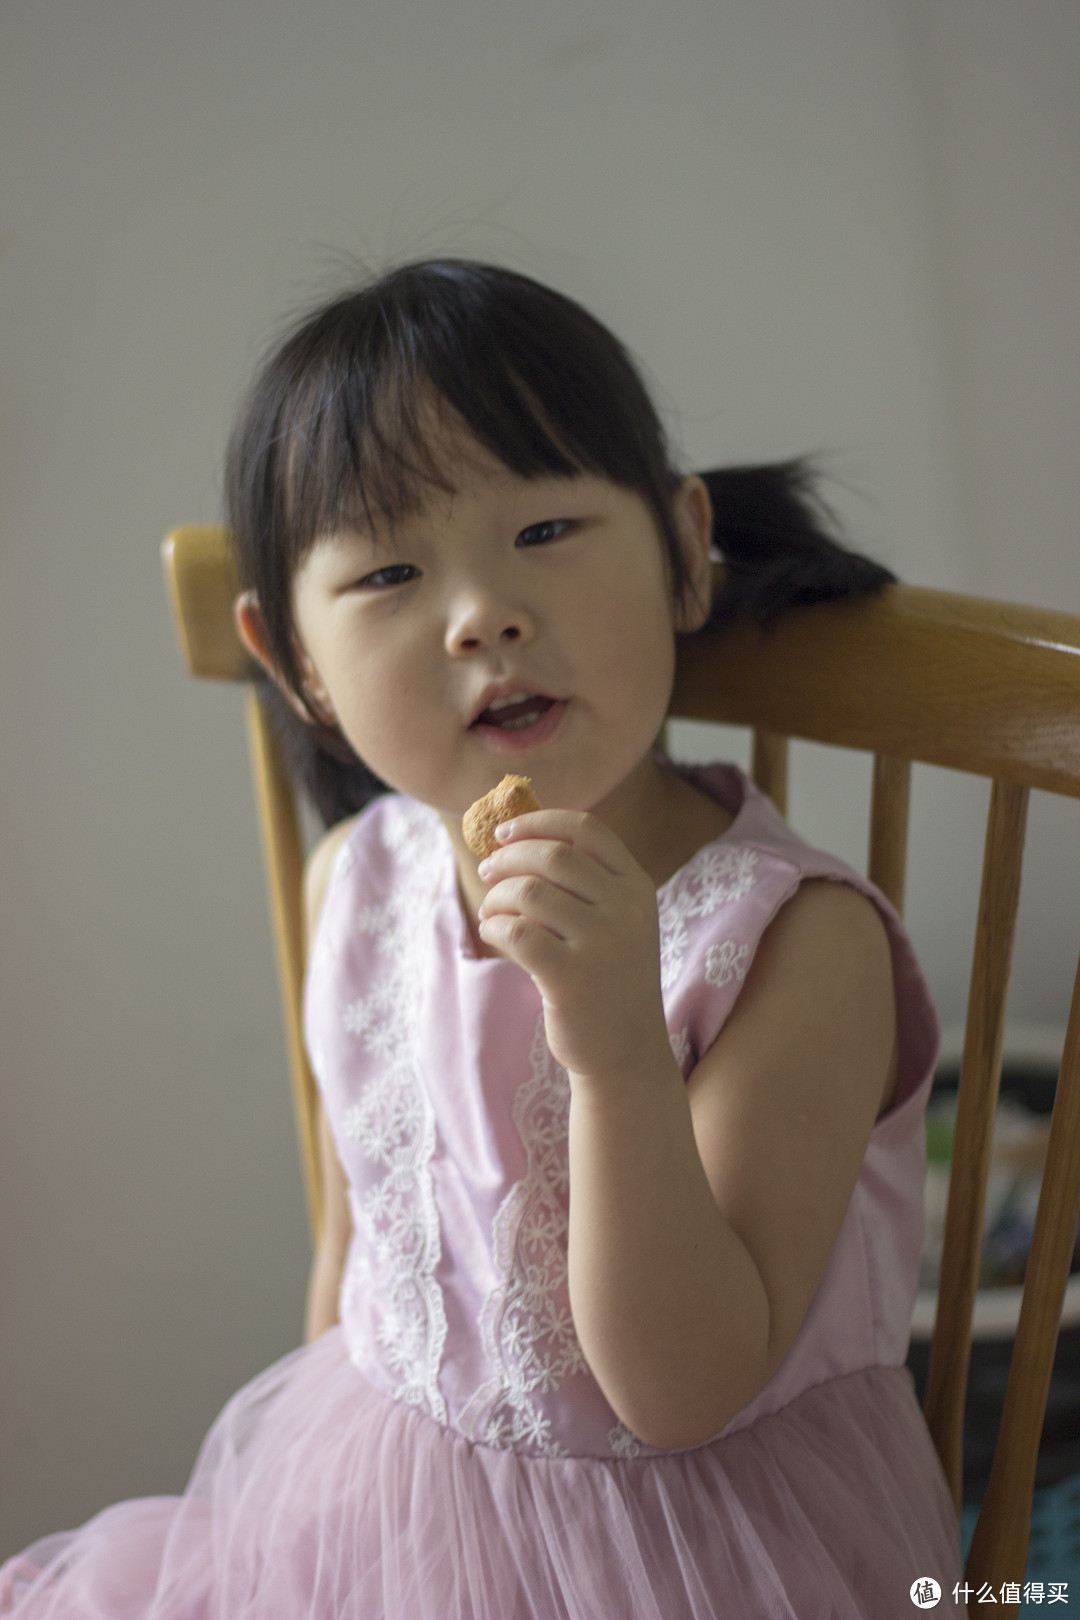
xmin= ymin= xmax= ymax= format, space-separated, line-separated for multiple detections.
xmin=303 ymin=814 xmax=362 ymax=947
xmin=301 ymin=791 xmax=445 ymax=944
xmin=662 ymin=758 xmax=939 ymax=1123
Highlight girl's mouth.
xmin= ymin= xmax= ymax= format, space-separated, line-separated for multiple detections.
xmin=469 ymin=696 xmax=567 ymax=751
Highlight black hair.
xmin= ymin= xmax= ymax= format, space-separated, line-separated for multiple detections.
xmin=226 ymin=258 xmax=895 ymax=828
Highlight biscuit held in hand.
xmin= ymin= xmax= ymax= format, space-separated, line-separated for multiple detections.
xmin=462 ymin=774 xmax=542 ymax=859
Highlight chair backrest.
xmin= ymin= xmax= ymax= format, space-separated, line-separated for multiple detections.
xmin=163 ymin=523 xmax=1080 ymax=1609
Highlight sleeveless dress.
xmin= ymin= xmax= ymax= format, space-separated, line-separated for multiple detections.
xmin=1 ymin=760 xmax=964 ymax=1619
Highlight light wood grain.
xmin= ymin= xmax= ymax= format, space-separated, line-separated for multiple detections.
xmin=244 ymin=690 xmax=323 ymax=1243
xmin=867 ymin=754 xmax=910 ymax=916
xmin=162 ymin=526 xmax=246 ymax=680
xmin=967 ymin=958 xmax=1080 ymax=1606
xmin=924 ymin=780 xmax=1028 ymax=1508
xmin=750 ymin=730 xmax=788 ymax=817
xmin=672 ymin=574 xmax=1080 ymax=797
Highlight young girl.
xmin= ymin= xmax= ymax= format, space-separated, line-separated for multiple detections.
xmin=2 ymin=259 xmax=964 ymax=1618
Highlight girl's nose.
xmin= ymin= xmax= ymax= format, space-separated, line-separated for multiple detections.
xmin=444 ymin=584 xmax=534 ymax=655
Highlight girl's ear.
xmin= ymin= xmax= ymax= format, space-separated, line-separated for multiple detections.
xmin=671 ymin=475 xmax=714 ymax=633
xmin=233 ymin=591 xmax=338 ymax=727
xmin=234 ymin=590 xmax=277 ymax=677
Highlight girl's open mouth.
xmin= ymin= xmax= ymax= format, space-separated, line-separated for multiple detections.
xmin=469 ymin=696 xmax=567 ymax=752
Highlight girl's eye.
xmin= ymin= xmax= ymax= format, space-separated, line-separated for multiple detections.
xmin=516 ymin=519 xmax=572 ymax=547
xmin=357 ymin=563 xmax=419 ymax=589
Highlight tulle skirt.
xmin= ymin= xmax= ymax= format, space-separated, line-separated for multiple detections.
xmin=1 ymin=1327 xmax=963 ymax=1619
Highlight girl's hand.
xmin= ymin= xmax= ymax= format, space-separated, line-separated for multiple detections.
xmin=476 ymin=810 xmax=671 ymax=1083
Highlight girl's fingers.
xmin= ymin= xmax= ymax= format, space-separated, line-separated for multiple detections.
xmin=476 ymin=905 xmax=572 ymax=971
xmin=478 ymin=838 xmax=605 ymax=906
xmin=478 ymin=872 xmax=591 ymax=940
xmin=490 ymin=809 xmax=629 ymax=876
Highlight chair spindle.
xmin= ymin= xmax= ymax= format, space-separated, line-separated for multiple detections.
xmin=965 ymin=950 xmax=1080 ymax=1603
xmin=867 ymin=754 xmax=911 ymax=917
xmin=752 ymin=730 xmax=789 ymax=818
xmin=924 ymin=779 xmax=1029 ymax=1511
xmin=245 ymin=689 xmax=324 ymax=1244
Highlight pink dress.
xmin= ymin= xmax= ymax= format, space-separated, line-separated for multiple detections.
xmin=1 ymin=761 xmax=963 ymax=1619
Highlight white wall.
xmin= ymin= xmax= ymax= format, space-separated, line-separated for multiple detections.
xmin=2 ymin=0 xmax=1077 ymax=1556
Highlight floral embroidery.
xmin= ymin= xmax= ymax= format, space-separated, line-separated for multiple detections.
xmin=608 ymin=1422 xmax=643 ymax=1459
xmin=704 ymin=939 xmax=752 ymax=988
xmin=460 ymin=1016 xmax=590 ymax=1456
xmin=337 ymin=800 xmax=448 ymax=1423
xmin=658 ymin=844 xmax=759 ymax=991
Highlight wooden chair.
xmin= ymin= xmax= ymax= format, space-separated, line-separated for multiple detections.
xmin=163 ymin=523 xmax=1080 ymax=1612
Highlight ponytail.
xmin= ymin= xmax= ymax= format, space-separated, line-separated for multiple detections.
xmin=699 ymin=460 xmax=896 ymax=630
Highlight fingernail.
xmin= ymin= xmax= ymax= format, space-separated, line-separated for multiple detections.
xmin=477 ymin=857 xmax=493 ymax=879
xmin=495 ymin=821 xmax=514 ymax=841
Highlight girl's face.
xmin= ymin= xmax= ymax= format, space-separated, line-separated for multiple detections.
xmin=267 ymin=433 xmax=711 ymax=833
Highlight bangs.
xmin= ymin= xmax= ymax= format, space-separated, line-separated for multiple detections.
xmin=280 ymin=337 xmax=584 ymax=555
xmin=254 ymin=261 xmax=675 ymax=565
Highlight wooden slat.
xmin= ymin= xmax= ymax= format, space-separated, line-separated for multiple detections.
xmin=966 ymin=956 xmax=1080 ymax=1607
xmin=867 ymin=755 xmax=911 ymax=916
xmin=244 ymin=689 xmax=323 ymax=1244
xmin=923 ymin=780 xmax=1029 ymax=1505
xmin=751 ymin=730 xmax=788 ymax=818
xmin=161 ymin=527 xmax=247 ymax=681
xmin=672 ymin=578 xmax=1080 ymax=797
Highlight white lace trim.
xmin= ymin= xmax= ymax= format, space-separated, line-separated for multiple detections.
xmin=338 ymin=800 xmax=448 ymax=1423
xmin=658 ymin=844 xmax=760 ymax=992
xmin=459 ymin=1015 xmax=589 ymax=1455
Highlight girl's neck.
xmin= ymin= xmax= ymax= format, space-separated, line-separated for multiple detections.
xmin=612 ymin=750 xmax=735 ymax=889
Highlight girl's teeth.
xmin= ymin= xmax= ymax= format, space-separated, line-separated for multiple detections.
xmin=477 ymin=694 xmax=556 ymax=727
xmin=487 ymin=690 xmax=533 ymax=711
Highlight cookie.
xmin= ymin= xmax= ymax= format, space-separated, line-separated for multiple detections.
xmin=462 ymin=774 xmax=542 ymax=859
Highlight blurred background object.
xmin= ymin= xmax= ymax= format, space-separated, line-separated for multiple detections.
xmin=908 ymin=1051 xmax=1080 ymax=1585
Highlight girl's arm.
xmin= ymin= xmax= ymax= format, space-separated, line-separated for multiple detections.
xmin=299 ymin=818 xmax=357 ymax=1344
xmin=476 ymin=813 xmax=896 ymax=1451
xmin=566 ymin=877 xmax=896 ymax=1449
